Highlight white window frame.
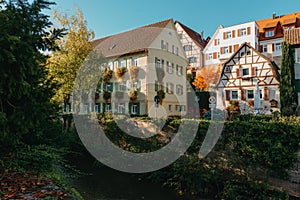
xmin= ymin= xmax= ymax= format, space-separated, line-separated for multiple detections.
xmin=105 ymin=83 xmax=111 ymax=91
xmin=177 ymin=66 xmax=183 ymax=76
xmin=275 ymin=43 xmax=282 ymax=52
xmin=296 ymin=48 xmax=300 ymax=63
xmin=166 ymin=82 xmax=174 ymax=94
xmin=118 ymin=103 xmax=125 ymax=114
xmin=176 ymin=85 xmax=183 ymax=95
xmin=208 ymin=53 xmax=213 ymax=60
xmin=263 ymin=44 xmax=267 ymax=52
xmin=231 ymin=90 xmax=238 ymax=100
xmin=175 ymin=105 xmax=181 ymax=112
xmin=131 ymin=104 xmax=137 ymax=114
xmin=240 ymin=28 xmax=247 ymax=36
xmin=188 ymin=57 xmax=197 ymax=63
xmin=119 ymin=59 xmax=126 ymax=67
xmin=183 ymin=45 xmax=192 ymax=51
xmin=168 ymin=105 xmax=172 ymax=111
xmin=94 ymin=105 xmax=99 ymax=113
xmin=105 ymin=104 xmax=111 ymax=111
xmin=223 ymin=46 xmax=229 ymax=54
xmin=242 ymin=68 xmax=250 ymax=76
xmin=217 ymin=52 xmax=220 ymax=58
xmin=84 ymin=104 xmax=89 ymax=113
xmin=132 ymin=57 xmax=138 ymax=66
xmin=118 ymin=82 xmax=126 ymax=91
xmin=225 ymin=31 xmax=232 ymax=39
xmin=265 ymin=30 xmax=274 ymax=37
xmin=107 ymin=61 xmax=113 ymax=70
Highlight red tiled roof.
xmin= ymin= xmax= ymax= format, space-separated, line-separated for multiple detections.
xmin=256 ymin=12 xmax=300 ymax=32
xmin=175 ymin=21 xmax=207 ymax=49
xmin=284 ymin=27 xmax=300 ymax=45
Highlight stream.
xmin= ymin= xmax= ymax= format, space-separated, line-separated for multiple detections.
xmin=69 ymin=155 xmax=199 ymax=200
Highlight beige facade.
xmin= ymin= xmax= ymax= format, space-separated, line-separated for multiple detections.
xmin=88 ymin=19 xmax=188 ymax=117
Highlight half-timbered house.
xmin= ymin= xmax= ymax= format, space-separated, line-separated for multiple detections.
xmin=216 ymin=43 xmax=280 ymax=114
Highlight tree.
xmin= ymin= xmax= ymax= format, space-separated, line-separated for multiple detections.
xmin=46 ymin=8 xmax=95 ymax=105
xmin=192 ymin=66 xmax=220 ymax=91
xmin=280 ymin=42 xmax=298 ymax=116
xmin=0 ymin=0 xmax=60 ymax=147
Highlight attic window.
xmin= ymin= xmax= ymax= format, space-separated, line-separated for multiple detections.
xmin=265 ymin=30 xmax=274 ymax=37
xmin=109 ymin=44 xmax=116 ymax=50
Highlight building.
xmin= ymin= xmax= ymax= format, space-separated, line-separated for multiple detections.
xmin=256 ymin=12 xmax=300 ymax=67
xmin=284 ymin=27 xmax=300 ymax=106
xmin=175 ymin=21 xmax=208 ymax=73
xmin=90 ymin=19 xmax=188 ymax=117
xmin=216 ymin=43 xmax=280 ymax=114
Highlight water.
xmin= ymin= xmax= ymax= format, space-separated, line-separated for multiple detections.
xmin=70 ymin=156 xmax=195 ymax=200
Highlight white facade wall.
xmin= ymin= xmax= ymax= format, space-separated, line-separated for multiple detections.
xmin=204 ymin=21 xmax=259 ymax=66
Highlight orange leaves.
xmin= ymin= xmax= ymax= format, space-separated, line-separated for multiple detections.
xmin=0 ymin=171 xmax=68 ymax=199
xmin=192 ymin=65 xmax=221 ymax=91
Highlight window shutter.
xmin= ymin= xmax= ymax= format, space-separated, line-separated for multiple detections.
xmin=128 ymin=103 xmax=131 ymax=114
xmin=247 ymin=27 xmax=251 ymax=35
xmin=115 ymin=82 xmax=118 ymax=91
xmin=213 ymin=52 xmax=217 ymax=59
xmin=214 ymin=39 xmax=217 ymax=46
xmin=229 ymin=46 xmax=232 ymax=53
xmin=223 ymin=32 xmax=226 ymax=39
xmin=241 ymin=89 xmax=246 ymax=100
xmin=260 ymin=45 xmax=263 ymax=52
xmin=206 ymin=54 xmax=209 ymax=60
xmin=102 ymin=103 xmax=105 ymax=113
xmin=226 ymin=90 xmax=230 ymax=100
xmin=238 ymin=29 xmax=241 ymax=37
xmin=232 ymin=30 xmax=235 ymax=38
xmin=220 ymin=47 xmax=223 ymax=54
xmin=137 ymin=103 xmax=140 ymax=115
xmin=272 ymin=44 xmax=275 ymax=52
xmin=264 ymin=87 xmax=269 ymax=100
xmin=236 ymin=68 xmax=240 ymax=78
xmin=251 ymin=67 xmax=257 ymax=76
xmin=103 ymin=83 xmax=106 ymax=90
xmin=110 ymin=83 xmax=113 ymax=92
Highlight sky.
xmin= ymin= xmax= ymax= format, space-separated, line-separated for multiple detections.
xmin=45 ymin=0 xmax=300 ymax=40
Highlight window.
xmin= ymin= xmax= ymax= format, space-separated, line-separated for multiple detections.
xmin=208 ymin=53 xmax=213 ymax=60
xmin=105 ymin=83 xmax=111 ymax=91
xmin=181 ymin=105 xmax=186 ymax=112
xmin=166 ymin=83 xmax=174 ymax=94
xmin=215 ymin=39 xmax=220 ymax=45
xmin=132 ymin=57 xmax=138 ymax=66
xmin=177 ymin=66 xmax=183 ymax=76
xmin=105 ymin=103 xmax=111 ymax=111
xmin=284 ymin=26 xmax=293 ymax=31
xmin=166 ymin=42 xmax=169 ymax=51
xmin=175 ymin=47 xmax=179 ymax=55
xmin=175 ymin=105 xmax=181 ymax=112
xmin=242 ymin=68 xmax=250 ymax=76
xmin=183 ymin=45 xmax=192 ymax=51
xmin=240 ymin=51 xmax=245 ymax=57
xmin=108 ymin=61 xmax=113 ymax=70
xmin=231 ymin=91 xmax=238 ymax=100
xmin=247 ymin=90 xmax=254 ymax=99
xmin=217 ymin=52 xmax=220 ymax=58
xmin=94 ymin=105 xmax=99 ymax=113
xmin=155 ymin=57 xmax=162 ymax=68
xmin=176 ymin=85 xmax=183 ymax=95
xmin=172 ymin=45 xmax=175 ymax=54
xmin=262 ymin=44 xmax=267 ymax=52
xmin=168 ymin=105 xmax=172 ymax=111
xmin=275 ymin=43 xmax=282 ymax=51
xmin=131 ymin=104 xmax=138 ymax=114
xmin=119 ymin=59 xmax=126 ymax=67
xmin=84 ymin=105 xmax=89 ymax=113
xmin=118 ymin=103 xmax=125 ymax=114
xmin=188 ymin=57 xmax=197 ymax=63
xmin=246 ymin=50 xmax=251 ymax=55
xmin=167 ymin=62 xmax=174 ymax=73
xmin=240 ymin=28 xmax=247 ymax=36
xmin=296 ymin=49 xmax=300 ymax=63
xmin=223 ymin=46 xmax=229 ymax=54
xmin=265 ymin=30 xmax=274 ymax=37
xmin=225 ymin=31 xmax=232 ymax=39
xmin=118 ymin=82 xmax=126 ymax=91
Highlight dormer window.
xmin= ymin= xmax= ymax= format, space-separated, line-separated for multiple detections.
xmin=265 ymin=30 xmax=274 ymax=37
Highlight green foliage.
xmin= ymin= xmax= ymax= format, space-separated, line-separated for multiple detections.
xmin=102 ymin=68 xmax=113 ymax=83
xmin=156 ymin=89 xmax=165 ymax=104
xmin=46 ymin=8 xmax=96 ymax=104
xmin=0 ymin=0 xmax=60 ymax=147
xmin=280 ymin=41 xmax=298 ymax=116
xmin=115 ymin=66 xmax=127 ymax=80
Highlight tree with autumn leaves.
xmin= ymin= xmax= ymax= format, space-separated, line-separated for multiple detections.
xmin=192 ymin=66 xmax=221 ymax=91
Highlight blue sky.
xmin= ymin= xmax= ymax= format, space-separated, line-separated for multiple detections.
xmin=46 ymin=0 xmax=299 ymax=40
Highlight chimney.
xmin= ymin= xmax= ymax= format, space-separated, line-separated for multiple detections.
xmin=200 ymin=31 xmax=204 ymax=39
xmin=272 ymin=12 xmax=276 ymax=19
